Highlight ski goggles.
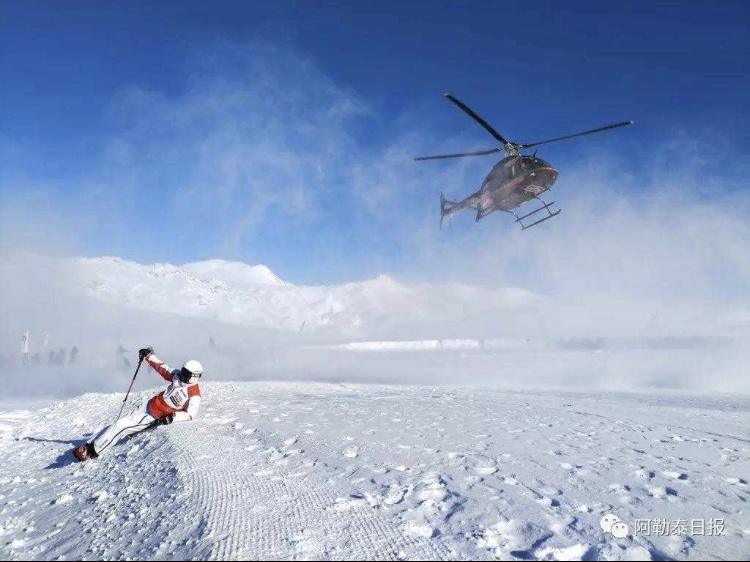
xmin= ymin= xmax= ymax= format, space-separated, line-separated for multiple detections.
xmin=179 ymin=367 xmax=202 ymax=384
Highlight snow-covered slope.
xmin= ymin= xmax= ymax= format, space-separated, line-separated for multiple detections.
xmin=1 ymin=382 xmax=748 ymax=560
xmin=181 ymin=259 xmax=293 ymax=288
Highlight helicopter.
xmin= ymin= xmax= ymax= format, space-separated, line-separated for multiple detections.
xmin=415 ymin=94 xmax=634 ymax=229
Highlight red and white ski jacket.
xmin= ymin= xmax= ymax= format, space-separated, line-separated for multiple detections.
xmin=144 ymin=354 xmax=201 ymax=422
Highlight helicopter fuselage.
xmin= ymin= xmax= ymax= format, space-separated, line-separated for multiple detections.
xmin=421 ymin=93 xmax=632 ymax=229
xmin=479 ymin=155 xmax=558 ymax=212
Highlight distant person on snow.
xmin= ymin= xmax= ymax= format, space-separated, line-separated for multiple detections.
xmin=72 ymin=347 xmax=203 ymax=462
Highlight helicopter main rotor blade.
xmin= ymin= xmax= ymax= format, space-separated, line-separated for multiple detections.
xmin=520 ymin=120 xmax=634 ymax=149
xmin=444 ymin=94 xmax=511 ymax=146
xmin=414 ymin=148 xmax=502 ymax=161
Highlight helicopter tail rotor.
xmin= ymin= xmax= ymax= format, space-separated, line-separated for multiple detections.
xmin=440 ymin=192 xmax=451 ymax=229
xmin=440 ymin=191 xmax=481 ymax=228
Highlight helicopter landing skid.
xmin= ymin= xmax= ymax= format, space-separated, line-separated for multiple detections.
xmin=511 ymin=198 xmax=561 ymax=230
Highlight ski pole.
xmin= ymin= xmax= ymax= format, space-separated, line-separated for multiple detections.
xmin=115 ymin=357 xmax=144 ymax=422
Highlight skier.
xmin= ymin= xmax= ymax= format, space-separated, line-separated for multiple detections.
xmin=72 ymin=347 xmax=203 ymax=462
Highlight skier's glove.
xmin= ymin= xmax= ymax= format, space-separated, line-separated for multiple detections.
xmin=158 ymin=413 xmax=175 ymax=425
xmin=138 ymin=347 xmax=154 ymax=360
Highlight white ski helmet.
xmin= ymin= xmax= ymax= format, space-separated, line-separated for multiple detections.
xmin=179 ymin=359 xmax=203 ymax=384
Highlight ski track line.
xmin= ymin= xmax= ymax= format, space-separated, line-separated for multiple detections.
xmin=168 ymin=413 xmax=451 ymax=559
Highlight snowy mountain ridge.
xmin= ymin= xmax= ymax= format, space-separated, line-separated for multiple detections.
xmin=68 ymin=256 xmax=543 ymax=337
xmin=5 ymin=253 xmax=746 ymax=345
xmin=76 ymin=256 xmax=360 ymax=333
xmin=181 ymin=259 xmax=293 ymax=288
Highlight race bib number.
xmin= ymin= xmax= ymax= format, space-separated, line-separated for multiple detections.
xmin=163 ymin=385 xmax=189 ymax=409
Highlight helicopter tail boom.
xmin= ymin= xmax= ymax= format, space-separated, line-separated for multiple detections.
xmin=440 ymin=191 xmax=479 ymax=229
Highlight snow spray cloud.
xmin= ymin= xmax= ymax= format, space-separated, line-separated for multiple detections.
xmin=87 ymin=42 xmax=501 ymax=284
xmin=0 ymin=183 xmax=84 ymax=258
xmin=400 ymin=143 xmax=750 ymax=336
xmin=99 ymin=42 xmax=370 ymax=276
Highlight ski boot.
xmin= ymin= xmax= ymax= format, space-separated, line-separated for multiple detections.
xmin=72 ymin=443 xmax=98 ymax=462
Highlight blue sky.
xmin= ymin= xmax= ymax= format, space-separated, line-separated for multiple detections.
xmin=2 ymin=1 xmax=749 ymax=286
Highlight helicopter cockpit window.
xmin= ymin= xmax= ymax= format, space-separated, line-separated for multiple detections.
xmin=537 ymin=158 xmax=552 ymax=168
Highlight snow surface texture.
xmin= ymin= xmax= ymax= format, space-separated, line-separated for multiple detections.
xmin=1 ymin=383 xmax=748 ymax=560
